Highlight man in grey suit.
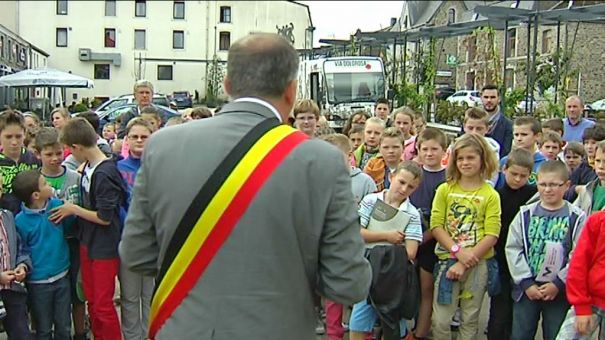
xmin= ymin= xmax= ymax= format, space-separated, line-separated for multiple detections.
xmin=119 ymin=33 xmax=371 ymax=339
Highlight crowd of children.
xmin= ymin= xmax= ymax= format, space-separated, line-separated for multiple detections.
xmin=0 ymin=86 xmax=603 ymax=340
xmin=291 ymin=92 xmax=605 ymax=340
xmin=0 ymin=98 xmax=209 ymax=340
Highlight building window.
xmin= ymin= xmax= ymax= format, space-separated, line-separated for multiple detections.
xmin=134 ymin=29 xmax=146 ymax=49
xmin=56 ymin=28 xmax=68 ymax=47
xmin=158 ymin=65 xmax=173 ymax=80
xmin=447 ymin=8 xmax=456 ymax=24
xmin=173 ymin=1 xmax=185 ymax=19
xmin=542 ymin=29 xmax=551 ymax=54
xmin=219 ymin=32 xmax=231 ymax=50
xmin=105 ymin=0 xmax=116 ymax=16
xmin=135 ymin=0 xmax=146 ymax=17
xmin=506 ymin=28 xmax=516 ymax=58
xmin=94 ymin=64 xmax=110 ymax=79
xmin=220 ymin=6 xmax=231 ymax=23
xmin=173 ymin=30 xmax=184 ymax=49
xmin=56 ymin=0 xmax=68 ymax=15
xmin=104 ymin=28 xmax=116 ymax=48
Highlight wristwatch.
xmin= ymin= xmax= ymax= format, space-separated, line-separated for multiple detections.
xmin=450 ymin=244 xmax=461 ymax=258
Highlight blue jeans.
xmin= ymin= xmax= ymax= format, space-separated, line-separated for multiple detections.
xmin=28 ymin=275 xmax=72 ymax=340
xmin=512 ymin=291 xmax=569 ymax=340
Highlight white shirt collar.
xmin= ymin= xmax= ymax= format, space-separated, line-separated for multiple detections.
xmin=233 ymin=97 xmax=283 ymax=122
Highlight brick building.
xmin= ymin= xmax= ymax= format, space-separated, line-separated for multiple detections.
xmin=399 ymin=0 xmax=605 ymax=102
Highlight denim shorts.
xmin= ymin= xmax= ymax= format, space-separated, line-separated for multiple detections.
xmin=349 ymin=298 xmax=407 ymax=335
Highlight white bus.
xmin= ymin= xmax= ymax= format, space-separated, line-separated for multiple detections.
xmin=298 ymin=56 xmax=387 ymax=129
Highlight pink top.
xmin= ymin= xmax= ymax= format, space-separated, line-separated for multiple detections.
xmin=403 ymin=136 xmax=416 ymax=161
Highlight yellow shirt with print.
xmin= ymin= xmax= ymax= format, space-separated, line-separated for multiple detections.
xmin=430 ymin=181 xmax=501 ymax=260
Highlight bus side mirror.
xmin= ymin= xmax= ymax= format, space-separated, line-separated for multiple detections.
xmin=387 ymin=89 xmax=395 ymax=100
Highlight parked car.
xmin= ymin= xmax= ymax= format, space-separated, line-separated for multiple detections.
xmin=591 ymin=99 xmax=605 ymax=111
xmin=89 ymin=104 xmax=180 ymax=127
xmin=446 ymin=90 xmax=481 ymax=107
xmin=93 ymin=93 xmax=170 ymax=114
xmin=435 ymin=86 xmax=456 ymax=100
xmin=171 ymin=91 xmax=193 ymax=109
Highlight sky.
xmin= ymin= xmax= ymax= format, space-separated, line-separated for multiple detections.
xmin=298 ymin=1 xmax=404 ymax=47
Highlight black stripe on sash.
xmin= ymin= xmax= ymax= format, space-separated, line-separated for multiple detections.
xmin=155 ymin=117 xmax=280 ymax=289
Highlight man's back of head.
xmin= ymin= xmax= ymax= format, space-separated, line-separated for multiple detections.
xmin=226 ymin=33 xmax=299 ymax=101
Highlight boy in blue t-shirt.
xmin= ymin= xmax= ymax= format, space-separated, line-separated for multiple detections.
xmin=13 ymin=169 xmax=74 ymax=339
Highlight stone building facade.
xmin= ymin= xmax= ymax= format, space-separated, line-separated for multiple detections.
xmin=401 ymin=0 xmax=605 ymax=102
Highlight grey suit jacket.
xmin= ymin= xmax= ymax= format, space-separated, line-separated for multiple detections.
xmin=119 ymin=100 xmax=371 ymax=340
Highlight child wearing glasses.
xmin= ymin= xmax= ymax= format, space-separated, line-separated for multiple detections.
xmin=506 ymin=160 xmax=587 ymax=340
xmin=117 ymin=118 xmax=155 ymax=340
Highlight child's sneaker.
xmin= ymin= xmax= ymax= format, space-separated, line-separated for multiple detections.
xmin=0 ymin=299 xmax=6 ymax=320
xmin=450 ymin=308 xmax=461 ymax=331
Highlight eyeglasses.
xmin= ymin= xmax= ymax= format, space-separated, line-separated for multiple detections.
xmin=537 ymin=182 xmax=566 ymax=189
xmin=127 ymin=134 xmax=149 ymax=141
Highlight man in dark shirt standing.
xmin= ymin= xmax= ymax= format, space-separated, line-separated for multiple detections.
xmin=483 ymin=84 xmax=513 ymax=158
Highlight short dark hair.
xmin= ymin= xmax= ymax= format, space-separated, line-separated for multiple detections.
xmin=537 ymin=159 xmax=569 ymax=181
xmin=78 ymin=111 xmax=101 ymax=132
xmin=416 ymin=127 xmax=448 ymax=150
xmin=12 ymin=169 xmax=41 ymax=205
xmin=0 ymin=110 xmax=26 ymax=132
xmin=190 ymin=107 xmax=212 ymax=119
xmin=582 ymin=125 xmax=605 ymax=143
xmin=60 ymin=117 xmax=98 ymax=147
xmin=481 ymin=84 xmax=499 ymax=93
xmin=514 ymin=116 xmax=542 ymax=135
xmin=542 ymin=118 xmax=564 ymax=135
xmin=565 ymin=141 xmax=587 ymax=158
xmin=375 ymin=97 xmax=389 ymax=106
xmin=227 ymin=33 xmax=299 ymax=99
xmin=34 ymin=127 xmax=60 ymax=152
xmin=505 ymin=148 xmax=534 ymax=172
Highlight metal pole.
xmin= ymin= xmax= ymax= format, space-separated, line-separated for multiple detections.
xmin=416 ymin=40 xmax=421 ymax=94
xmin=554 ymin=21 xmax=561 ymax=105
xmin=529 ymin=13 xmax=539 ymax=114
xmin=525 ymin=18 xmax=532 ymax=114
xmin=392 ymin=38 xmax=397 ymax=85
xmin=501 ymin=21 xmax=509 ymax=115
xmin=402 ymin=35 xmax=408 ymax=85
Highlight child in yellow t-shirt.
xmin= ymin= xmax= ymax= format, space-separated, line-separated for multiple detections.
xmin=430 ymin=133 xmax=502 ymax=339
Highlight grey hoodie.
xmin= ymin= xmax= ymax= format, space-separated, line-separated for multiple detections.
xmin=350 ymin=167 xmax=377 ymax=204
xmin=505 ymin=201 xmax=586 ymax=301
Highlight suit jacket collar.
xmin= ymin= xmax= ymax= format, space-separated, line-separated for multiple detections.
xmin=218 ymin=98 xmax=283 ymax=122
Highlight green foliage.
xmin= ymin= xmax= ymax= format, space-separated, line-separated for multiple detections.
xmin=435 ymin=100 xmax=467 ymax=125
xmin=73 ymin=103 xmax=89 ymax=113
xmin=394 ymin=83 xmax=425 ymax=112
xmin=503 ymin=88 xmax=526 ymax=118
xmin=91 ymin=98 xmax=103 ymax=109
xmin=205 ymin=55 xmax=225 ymax=104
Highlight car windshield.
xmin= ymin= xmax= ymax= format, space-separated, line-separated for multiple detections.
xmin=173 ymin=92 xmax=188 ymax=98
xmin=325 ymin=72 xmax=385 ymax=104
xmin=152 ymin=97 xmax=169 ymax=106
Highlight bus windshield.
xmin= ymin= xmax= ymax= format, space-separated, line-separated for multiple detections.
xmin=325 ymin=72 xmax=385 ymax=104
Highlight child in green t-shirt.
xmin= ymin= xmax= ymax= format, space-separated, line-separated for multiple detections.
xmin=430 ymin=133 xmax=502 ymax=339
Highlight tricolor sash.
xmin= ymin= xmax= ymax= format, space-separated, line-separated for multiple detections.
xmin=148 ymin=118 xmax=307 ymax=339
